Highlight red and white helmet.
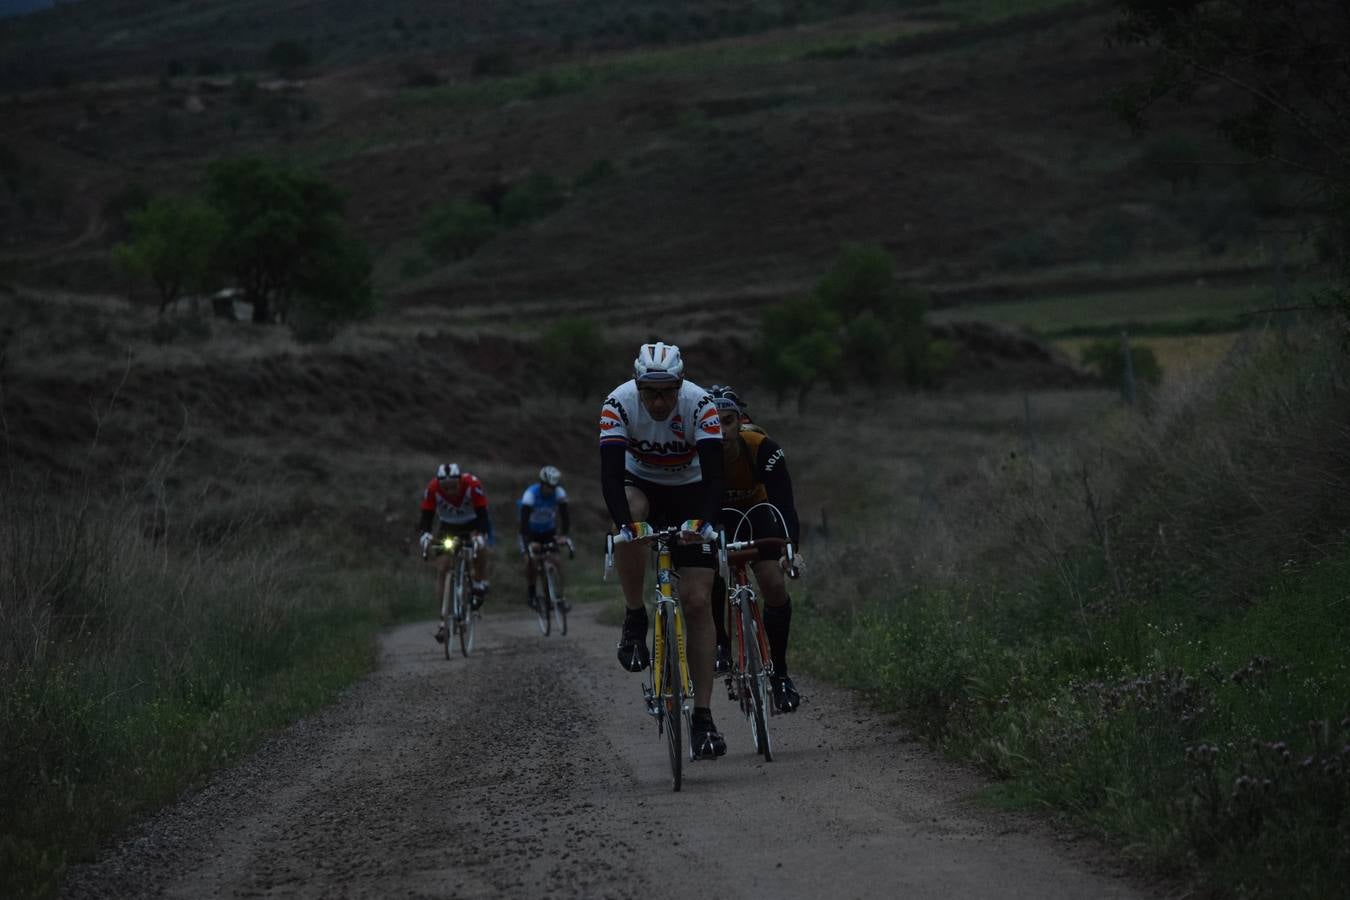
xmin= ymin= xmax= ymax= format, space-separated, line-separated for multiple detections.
xmin=634 ymin=342 xmax=684 ymax=383
xmin=436 ymin=462 xmax=461 ymax=481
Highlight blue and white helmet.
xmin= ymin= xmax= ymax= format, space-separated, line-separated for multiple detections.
xmin=634 ymin=342 xmax=684 ymax=384
xmin=539 ymin=465 xmax=562 ymax=486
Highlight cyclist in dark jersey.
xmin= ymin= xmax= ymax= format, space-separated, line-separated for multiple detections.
xmin=709 ymin=385 xmax=804 ymax=712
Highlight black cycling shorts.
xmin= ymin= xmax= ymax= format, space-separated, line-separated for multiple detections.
xmin=523 ymin=531 xmax=557 ymax=548
xmin=436 ymin=521 xmax=478 ymax=539
xmin=624 ymin=475 xmax=715 ymax=570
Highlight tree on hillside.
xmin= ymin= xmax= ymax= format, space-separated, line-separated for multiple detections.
xmin=112 ymin=194 xmax=224 ymax=313
xmin=815 ymin=243 xmax=933 ymax=386
xmin=756 ymin=294 xmax=841 ymax=411
xmin=539 ymin=316 xmax=607 ymax=400
xmin=205 ymin=157 xmax=374 ymax=325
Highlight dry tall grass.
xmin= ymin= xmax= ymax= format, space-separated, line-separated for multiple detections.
xmin=809 ymin=325 xmax=1350 ymax=616
xmin=0 ymin=470 xmax=423 ymax=898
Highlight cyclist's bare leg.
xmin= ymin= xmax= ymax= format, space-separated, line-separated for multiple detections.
xmin=751 ymin=559 xmax=789 ymax=607
xmin=678 ymin=566 xmax=716 ymax=707
xmin=550 ymin=550 xmax=566 ymax=597
xmin=472 ymin=544 xmax=491 ymax=583
xmin=434 ymin=554 xmax=452 ymax=606
xmin=524 ymin=543 xmax=540 ymax=590
xmin=615 ymin=486 xmax=650 ymax=611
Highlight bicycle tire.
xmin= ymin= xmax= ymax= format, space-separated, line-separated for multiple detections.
xmin=441 ymin=570 xmax=453 ymax=661
xmin=455 ymin=554 xmax=471 ymax=657
xmin=663 ymin=605 xmax=682 ymax=792
xmin=534 ymin=568 xmax=551 ymax=636
xmin=744 ymin=603 xmax=773 ymax=762
xmin=546 ymin=563 xmax=566 ymax=636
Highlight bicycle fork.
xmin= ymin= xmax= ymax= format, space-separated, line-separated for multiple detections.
xmin=645 ymin=564 xmax=692 ymax=727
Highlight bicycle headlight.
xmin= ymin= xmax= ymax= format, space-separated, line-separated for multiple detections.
xmin=442 ymin=536 xmax=456 ymax=550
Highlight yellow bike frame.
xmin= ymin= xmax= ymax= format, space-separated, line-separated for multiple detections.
xmin=650 ymin=539 xmax=692 ymax=702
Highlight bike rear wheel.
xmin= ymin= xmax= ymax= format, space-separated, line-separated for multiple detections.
xmin=662 ymin=606 xmax=683 ymax=791
xmin=744 ymin=602 xmax=773 ymax=761
xmin=546 ymin=563 xmax=567 ymax=636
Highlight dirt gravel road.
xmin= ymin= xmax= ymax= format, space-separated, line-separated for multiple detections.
xmin=63 ymin=608 xmax=1155 ymax=899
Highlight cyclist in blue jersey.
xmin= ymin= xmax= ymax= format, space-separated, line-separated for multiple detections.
xmin=519 ymin=465 xmax=573 ymax=610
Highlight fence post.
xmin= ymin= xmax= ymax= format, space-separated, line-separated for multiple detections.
xmin=1120 ymin=330 xmax=1137 ymax=406
xmin=1023 ymin=392 xmax=1037 ymax=457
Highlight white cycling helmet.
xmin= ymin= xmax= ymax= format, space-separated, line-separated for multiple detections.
xmin=634 ymin=341 xmax=684 ymax=383
xmin=436 ymin=462 xmax=461 ymax=481
xmin=539 ymin=465 xmax=562 ymax=486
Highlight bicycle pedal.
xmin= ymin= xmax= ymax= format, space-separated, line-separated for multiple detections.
xmin=642 ymin=686 xmax=661 ymax=718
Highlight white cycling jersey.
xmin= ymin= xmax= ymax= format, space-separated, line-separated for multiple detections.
xmin=598 ymin=379 xmax=721 ymax=486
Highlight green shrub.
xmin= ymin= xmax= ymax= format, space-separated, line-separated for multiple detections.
xmin=756 ymin=294 xmax=842 ymax=411
xmin=816 ymin=243 xmax=934 ymax=386
xmin=421 ymin=200 xmax=498 ymax=260
xmin=539 ymin=316 xmax=607 ymax=399
xmin=1078 ymin=336 xmax=1162 ymax=391
xmin=500 ymin=173 xmax=567 ymax=227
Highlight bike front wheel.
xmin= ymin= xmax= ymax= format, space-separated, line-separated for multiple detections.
xmin=534 ymin=572 xmax=551 ymax=636
xmin=744 ymin=602 xmax=773 ymax=761
xmin=454 ymin=557 xmax=473 ymax=657
xmin=662 ymin=606 xmax=683 ymax=791
xmin=546 ymin=563 xmax=566 ymax=636
xmin=441 ymin=574 xmax=453 ymax=661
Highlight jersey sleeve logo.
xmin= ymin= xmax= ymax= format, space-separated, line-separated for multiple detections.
xmin=697 ymin=405 xmax=722 ymax=438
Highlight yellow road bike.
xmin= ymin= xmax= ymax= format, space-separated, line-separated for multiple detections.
xmin=606 ymin=525 xmax=700 ymax=791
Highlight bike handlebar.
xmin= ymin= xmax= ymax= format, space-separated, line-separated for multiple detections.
xmin=527 ymin=538 xmax=575 ymax=560
xmin=719 ymin=535 xmax=799 ymax=578
xmin=423 ymin=533 xmax=481 ymax=562
xmin=603 ymin=526 xmax=716 ymax=579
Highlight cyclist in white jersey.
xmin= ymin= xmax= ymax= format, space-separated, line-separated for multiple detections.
xmin=598 ymin=341 xmax=728 ymax=759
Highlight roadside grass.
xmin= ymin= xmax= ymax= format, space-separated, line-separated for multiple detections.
xmin=0 ymin=486 xmax=424 ymax=900
xmin=795 ymin=551 xmax=1350 ymax=897
xmin=791 ymin=324 xmax=1350 ymax=897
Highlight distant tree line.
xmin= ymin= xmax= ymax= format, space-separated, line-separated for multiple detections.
xmin=114 ymin=157 xmax=375 ymax=336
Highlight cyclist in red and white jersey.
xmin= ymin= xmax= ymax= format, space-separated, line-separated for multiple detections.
xmin=417 ymin=462 xmax=493 ymax=644
xmin=599 ymin=341 xmax=728 ymax=759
